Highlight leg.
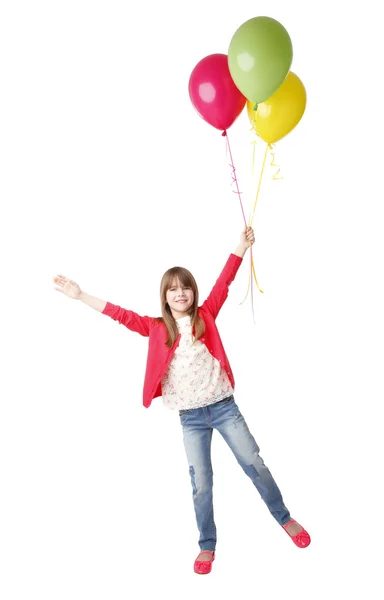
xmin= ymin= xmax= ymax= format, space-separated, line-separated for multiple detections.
xmin=210 ymin=398 xmax=291 ymax=526
xmin=179 ymin=409 xmax=216 ymax=552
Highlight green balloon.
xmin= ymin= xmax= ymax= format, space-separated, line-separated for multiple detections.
xmin=228 ymin=16 xmax=293 ymax=104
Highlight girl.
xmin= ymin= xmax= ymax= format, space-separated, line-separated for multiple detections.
xmin=52 ymin=226 xmax=310 ymax=575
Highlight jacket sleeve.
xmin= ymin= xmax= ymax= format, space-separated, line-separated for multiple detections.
xmin=101 ymin=302 xmax=153 ymax=337
xmin=200 ymin=253 xmax=243 ymax=320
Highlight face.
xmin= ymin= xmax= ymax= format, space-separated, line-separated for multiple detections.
xmin=166 ymin=278 xmax=194 ymax=319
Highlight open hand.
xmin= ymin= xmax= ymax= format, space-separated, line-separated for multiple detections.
xmin=52 ymin=275 xmax=81 ymax=299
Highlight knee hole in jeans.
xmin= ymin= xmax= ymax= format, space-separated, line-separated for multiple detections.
xmin=189 ymin=465 xmax=197 ymax=495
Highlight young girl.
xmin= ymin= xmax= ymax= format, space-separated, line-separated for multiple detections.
xmin=52 ymin=226 xmax=310 ymax=575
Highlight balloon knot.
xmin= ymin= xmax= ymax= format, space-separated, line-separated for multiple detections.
xmin=253 ymin=103 xmax=258 ymax=111
xmin=222 ymin=130 xmax=227 ymax=137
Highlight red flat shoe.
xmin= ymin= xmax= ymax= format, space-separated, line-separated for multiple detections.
xmin=194 ymin=550 xmax=215 ymax=574
xmin=283 ymin=519 xmax=311 ymax=548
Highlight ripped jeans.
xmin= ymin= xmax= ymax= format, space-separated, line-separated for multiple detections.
xmin=179 ymin=395 xmax=291 ymax=551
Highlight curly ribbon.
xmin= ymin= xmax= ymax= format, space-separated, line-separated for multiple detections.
xmin=249 ymin=142 xmax=269 ymax=234
xmin=241 ymin=140 xmax=284 ymax=305
xmin=223 ymin=129 xmax=257 ymax=323
xmin=222 ymin=130 xmax=247 ymax=225
xmin=269 ymin=143 xmax=282 ymax=180
xmin=223 ymin=133 xmax=283 ymax=319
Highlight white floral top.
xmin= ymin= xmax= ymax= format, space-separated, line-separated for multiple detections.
xmin=162 ymin=315 xmax=234 ymax=411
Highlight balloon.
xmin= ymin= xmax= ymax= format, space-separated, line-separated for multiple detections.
xmin=228 ymin=16 xmax=293 ymax=105
xmin=247 ymin=72 xmax=306 ymax=143
xmin=188 ymin=53 xmax=246 ymax=131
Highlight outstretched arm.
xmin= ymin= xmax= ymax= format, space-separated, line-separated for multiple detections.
xmin=52 ymin=274 xmax=151 ymax=336
xmin=52 ymin=275 xmax=107 ymax=312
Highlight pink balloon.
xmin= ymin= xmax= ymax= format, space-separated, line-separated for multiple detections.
xmin=188 ymin=53 xmax=246 ymax=131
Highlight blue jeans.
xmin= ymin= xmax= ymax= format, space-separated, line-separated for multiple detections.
xmin=179 ymin=395 xmax=291 ymax=551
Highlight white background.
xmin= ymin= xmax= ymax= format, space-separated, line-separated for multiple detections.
xmin=1 ymin=1 xmax=383 ymax=598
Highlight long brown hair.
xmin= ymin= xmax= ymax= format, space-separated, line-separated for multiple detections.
xmin=156 ymin=266 xmax=205 ymax=348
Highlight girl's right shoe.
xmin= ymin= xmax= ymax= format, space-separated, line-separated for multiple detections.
xmin=283 ymin=519 xmax=311 ymax=548
xmin=194 ymin=550 xmax=215 ymax=574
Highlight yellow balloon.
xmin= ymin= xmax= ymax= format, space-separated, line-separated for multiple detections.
xmin=247 ymin=71 xmax=306 ymax=143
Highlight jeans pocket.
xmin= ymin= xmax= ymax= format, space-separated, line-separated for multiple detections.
xmin=179 ymin=411 xmax=190 ymax=426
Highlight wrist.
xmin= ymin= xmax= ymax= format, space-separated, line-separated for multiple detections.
xmin=234 ymin=244 xmax=247 ymax=258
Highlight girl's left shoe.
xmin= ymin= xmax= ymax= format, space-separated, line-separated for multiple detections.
xmin=194 ymin=550 xmax=215 ymax=574
xmin=283 ymin=519 xmax=311 ymax=548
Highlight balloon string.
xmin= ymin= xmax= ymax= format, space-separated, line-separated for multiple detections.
xmin=250 ymin=139 xmax=257 ymax=199
xmin=240 ymin=138 xmax=264 ymax=306
xmin=249 ymin=139 xmax=257 ymax=309
xmin=249 ymin=142 xmax=269 ymax=227
xmin=222 ymin=130 xmax=247 ymax=227
xmin=269 ymin=143 xmax=282 ymax=180
xmin=223 ymin=129 xmax=256 ymax=324
xmin=248 ymin=142 xmax=269 ymax=295
xmin=240 ymin=141 xmax=283 ymax=306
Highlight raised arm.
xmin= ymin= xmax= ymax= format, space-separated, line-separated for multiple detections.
xmin=201 ymin=226 xmax=255 ymax=319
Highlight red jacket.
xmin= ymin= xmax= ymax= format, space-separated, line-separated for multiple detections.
xmin=102 ymin=253 xmax=243 ymax=408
